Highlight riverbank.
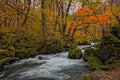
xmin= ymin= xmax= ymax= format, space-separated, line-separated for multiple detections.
xmin=85 ymin=67 xmax=120 ymax=80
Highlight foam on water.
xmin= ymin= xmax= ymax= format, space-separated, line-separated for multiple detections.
xmin=2 ymin=44 xmax=94 ymax=80
xmin=17 ymin=52 xmax=82 ymax=80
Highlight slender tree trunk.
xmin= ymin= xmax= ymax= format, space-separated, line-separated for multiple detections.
xmin=21 ymin=0 xmax=31 ymax=27
xmin=63 ymin=0 xmax=72 ymax=33
xmin=41 ymin=0 xmax=46 ymax=41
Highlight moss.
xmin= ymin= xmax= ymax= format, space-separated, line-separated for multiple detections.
xmin=0 ymin=57 xmax=19 ymax=65
xmin=40 ymin=40 xmax=63 ymax=54
xmin=45 ymin=45 xmax=62 ymax=54
xmin=84 ymin=72 xmax=99 ymax=80
xmin=105 ymin=57 xmax=117 ymax=65
xmin=0 ymin=49 xmax=9 ymax=55
xmin=8 ymin=45 xmax=15 ymax=51
xmin=6 ymin=52 xmax=15 ymax=57
xmin=83 ymin=48 xmax=98 ymax=61
xmin=0 ymin=49 xmax=15 ymax=58
xmin=68 ymin=49 xmax=82 ymax=59
xmin=88 ymin=57 xmax=110 ymax=70
xmin=88 ymin=57 xmax=102 ymax=70
xmin=15 ymin=48 xmax=38 ymax=59
xmin=113 ymin=59 xmax=120 ymax=65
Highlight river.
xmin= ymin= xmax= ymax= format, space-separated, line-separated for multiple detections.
xmin=0 ymin=44 xmax=94 ymax=80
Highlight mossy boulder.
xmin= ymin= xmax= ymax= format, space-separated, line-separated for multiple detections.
xmin=40 ymin=40 xmax=63 ymax=54
xmin=44 ymin=45 xmax=62 ymax=54
xmin=88 ymin=57 xmax=108 ymax=70
xmin=98 ymin=43 xmax=115 ymax=62
xmin=15 ymin=48 xmax=38 ymax=59
xmin=68 ymin=49 xmax=82 ymax=59
xmin=83 ymin=48 xmax=98 ymax=61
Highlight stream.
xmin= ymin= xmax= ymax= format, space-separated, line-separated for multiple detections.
xmin=0 ymin=44 xmax=94 ymax=80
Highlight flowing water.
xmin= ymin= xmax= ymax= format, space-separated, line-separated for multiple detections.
xmin=0 ymin=44 xmax=94 ymax=80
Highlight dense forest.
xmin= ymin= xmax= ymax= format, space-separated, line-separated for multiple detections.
xmin=0 ymin=0 xmax=120 ymax=80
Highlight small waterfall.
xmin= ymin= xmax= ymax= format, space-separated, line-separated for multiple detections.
xmin=77 ymin=42 xmax=97 ymax=60
xmin=81 ymin=49 xmax=85 ymax=60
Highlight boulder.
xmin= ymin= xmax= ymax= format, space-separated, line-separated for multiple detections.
xmin=88 ymin=57 xmax=106 ymax=70
xmin=68 ymin=49 xmax=82 ymax=59
xmin=83 ymin=48 xmax=98 ymax=61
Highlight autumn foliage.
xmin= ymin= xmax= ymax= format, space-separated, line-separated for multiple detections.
xmin=76 ymin=8 xmax=93 ymax=16
xmin=87 ymin=14 xmax=111 ymax=23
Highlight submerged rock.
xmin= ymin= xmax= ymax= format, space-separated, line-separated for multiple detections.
xmin=38 ymin=56 xmax=49 ymax=60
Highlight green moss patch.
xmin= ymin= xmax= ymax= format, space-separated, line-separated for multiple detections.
xmin=68 ymin=49 xmax=82 ymax=59
xmin=83 ymin=48 xmax=98 ymax=61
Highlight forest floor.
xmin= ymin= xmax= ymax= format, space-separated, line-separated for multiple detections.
xmin=87 ymin=63 xmax=120 ymax=80
xmin=87 ymin=67 xmax=120 ymax=80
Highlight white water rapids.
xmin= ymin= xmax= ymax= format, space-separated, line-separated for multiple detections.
xmin=1 ymin=44 xmax=95 ymax=80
